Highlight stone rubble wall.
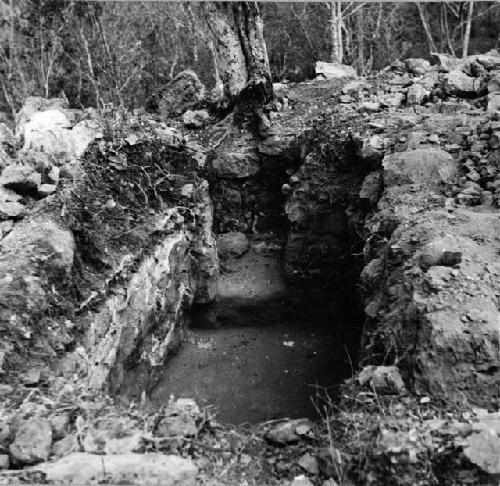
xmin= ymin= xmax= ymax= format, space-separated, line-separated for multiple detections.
xmin=0 ymin=98 xmax=218 ymax=394
xmin=246 ymin=50 xmax=500 ymax=404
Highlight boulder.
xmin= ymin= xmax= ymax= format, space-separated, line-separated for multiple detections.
xmin=37 ymin=452 xmax=198 ymax=486
xmin=360 ymin=136 xmax=386 ymax=162
xmin=316 ymin=447 xmax=345 ymax=478
xmin=382 ymin=148 xmax=457 ymax=190
xmin=9 ymin=418 xmax=52 ymax=465
xmin=407 ymin=84 xmax=429 ymax=105
xmin=298 ymin=453 xmax=319 ymax=475
xmin=418 ymin=235 xmax=463 ymax=270
xmin=488 ymin=73 xmax=500 ymax=93
xmin=315 ymin=61 xmax=356 ymax=80
xmin=38 ymin=183 xmax=58 ymax=197
xmin=158 ymin=70 xmax=206 ymax=117
xmin=182 ymin=109 xmax=209 ymax=129
xmin=488 ymin=93 xmax=500 ymax=112
xmin=358 ymin=365 xmax=406 ymax=395
xmin=405 ymin=58 xmax=431 ymax=75
xmin=289 ymin=475 xmax=314 ymax=486
xmin=463 ymin=430 xmax=500 ymax=475
xmin=156 ymin=414 xmax=197 ymax=439
xmin=50 ymin=414 xmax=70 ymax=441
xmin=22 ymin=112 xmax=99 ymax=162
xmin=444 ymin=71 xmax=481 ymax=96
xmin=0 ymin=145 xmax=11 ymax=169
xmin=0 ymin=201 xmax=25 ymax=220
xmin=15 ymin=97 xmax=69 ymax=137
xmin=359 ymin=171 xmax=383 ymax=206
xmin=217 ymin=232 xmax=249 ymax=259
xmin=211 ymin=151 xmax=259 ymax=179
xmin=0 ymin=187 xmax=22 ymax=203
xmin=0 ymin=123 xmax=15 ymax=147
xmin=0 ymin=454 xmax=9 ymax=470
xmin=0 ymin=164 xmax=41 ymax=195
xmin=51 ymin=435 xmax=78 ymax=459
xmin=371 ymin=366 xmax=406 ymax=394
xmin=265 ymin=419 xmax=313 ymax=446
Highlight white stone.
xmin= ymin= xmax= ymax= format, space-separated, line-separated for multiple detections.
xmin=37 ymin=452 xmax=197 ymax=485
xmin=315 ymin=61 xmax=356 ymax=80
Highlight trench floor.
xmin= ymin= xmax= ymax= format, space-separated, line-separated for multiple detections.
xmin=150 ymin=246 xmax=358 ymax=424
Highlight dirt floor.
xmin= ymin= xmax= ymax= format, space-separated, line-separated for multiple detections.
xmin=149 ymin=244 xmax=357 ymax=424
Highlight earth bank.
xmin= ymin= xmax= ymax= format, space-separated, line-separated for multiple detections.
xmin=0 ymin=52 xmax=499 ymax=484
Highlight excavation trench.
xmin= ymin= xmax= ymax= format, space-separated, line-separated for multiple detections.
xmin=120 ymin=138 xmax=369 ymax=424
xmin=153 ymin=244 xmax=362 ymax=424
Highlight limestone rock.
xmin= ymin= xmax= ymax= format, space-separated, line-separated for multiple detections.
xmin=0 ymin=454 xmax=9 ymax=470
xmin=38 ymin=183 xmax=57 ymax=197
xmin=381 ymin=92 xmax=404 ymax=108
xmin=37 ymin=452 xmax=198 ymax=486
xmin=407 ymin=84 xmax=429 ymax=105
xmin=0 ymin=123 xmax=15 ymax=146
xmin=153 ymin=126 xmax=183 ymax=146
xmin=159 ymin=70 xmax=206 ymax=117
xmin=358 ymin=365 xmax=406 ymax=394
xmin=155 ymin=397 xmax=199 ymax=440
xmin=317 ymin=447 xmax=345 ymax=478
xmin=50 ymin=414 xmax=70 ymax=441
xmin=182 ymin=109 xmax=209 ymax=129
xmin=488 ymin=73 xmax=500 ymax=93
xmin=9 ymin=418 xmax=52 ymax=465
xmin=488 ymin=93 xmax=500 ymax=112
xmin=211 ymin=151 xmax=259 ymax=179
xmin=315 ymin=61 xmax=356 ymax=80
xmin=0 ymin=384 xmax=13 ymax=397
xmin=0 ymin=145 xmax=11 ymax=170
xmin=273 ymin=82 xmax=290 ymax=100
xmin=104 ymin=433 xmax=144 ymax=455
xmin=22 ymin=113 xmax=99 ymax=162
xmin=289 ymin=475 xmax=314 ymax=486
xmin=0 ymin=201 xmax=25 ymax=220
xmin=0 ymin=186 xmax=22 ymax=203
xmin=382 ymin=148 xmax=457 ymax=190
xmin=258 ymin=134 xmax=296 ymax=157
xmin=0 ymin=165 xmax=41 ymax=195
xmin=359 ymin=171 xmax=383 ymax=206
xmin=15 ymin=97 xmax=69 ymax=137
xmin=265 ymin=419 xmax=313 ymax=445
xmin=370 ymin=366 xmax=406 ymax=394
xmin=463 ymin=430 xmax=500 ymax=475
xmin=217 ymin=232 xmax=249 ymax=259
xmin=156 ymin=415 xmax=197 ymax=439
xmin=51 ymin=434 xmax=78 ymax=459
xmin=444 ymin=71 xmax=481 ymax=95
xmin=0 ymin=220 xmax=13 ymax=239
xmin=405 ymin=58 xmax=431 ymax=75
xmin=490 ymin=131 xmax=500 ymax=149
xmin=298 ymin=453 xmax=319 ymax=475
xmin=418 ymin=235 xmax=463 ymax=271
xmin=360 ymin=136 xmax=386 ymax=162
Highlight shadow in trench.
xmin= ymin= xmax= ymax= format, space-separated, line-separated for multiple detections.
xmin=147 ymin=247 xmax=363 ymax=424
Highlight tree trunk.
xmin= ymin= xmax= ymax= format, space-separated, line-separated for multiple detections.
xmin=356 ymin=6 xmax=364 ymax=75
xmin=417 ymin=3 xmax=438 ymax=55
xmin=200 ymin=2 xmax=273 ymax=111
xmin=330 ymin=1 xmax=342 ymax=63
xmin=462 ymin=1 xmax=474 ymax=58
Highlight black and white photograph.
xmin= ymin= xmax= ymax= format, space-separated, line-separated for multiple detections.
xmin=0 ymin=0 xmax=499 ymax=484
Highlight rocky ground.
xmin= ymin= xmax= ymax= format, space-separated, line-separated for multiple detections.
xmin=0 ymin=51 xmax=499 ymax=485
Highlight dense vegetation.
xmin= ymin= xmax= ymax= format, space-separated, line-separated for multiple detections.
xmin=0 ymin=1 xmax=499 ymax=116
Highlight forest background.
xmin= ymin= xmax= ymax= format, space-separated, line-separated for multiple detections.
xmin=0 ymin=1 xmax=499 ymax=117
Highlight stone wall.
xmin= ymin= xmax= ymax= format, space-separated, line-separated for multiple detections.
xmin=0 ymin=100 xmax=218 ymax=393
